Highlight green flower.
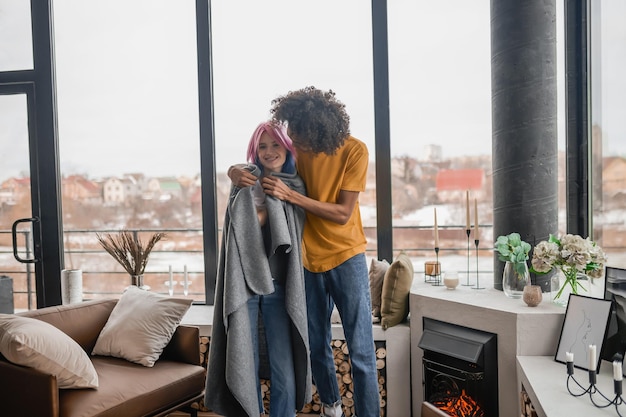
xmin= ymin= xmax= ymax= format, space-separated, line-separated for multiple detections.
xmin=495 ymin=232 xmax=531 ymax=277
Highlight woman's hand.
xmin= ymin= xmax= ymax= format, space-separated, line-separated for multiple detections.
xmin=262 ymin=176 xmax=292 ymax=201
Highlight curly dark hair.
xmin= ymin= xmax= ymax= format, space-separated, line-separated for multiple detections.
xmin=270 ymin=86 xmax=350 ymax=155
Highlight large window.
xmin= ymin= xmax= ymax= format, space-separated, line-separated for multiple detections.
xmin=386 ymin=1 xmax=493 ymax=282
xmin=2 ymin=1 xmax=620 ymax=310
xmin=590 ymin=0 xmax=626 ymax=269
xmin=211 ymin=0 xmax=375 ymax=224
xmin=53 ymin=0 xmax=204 ymax=301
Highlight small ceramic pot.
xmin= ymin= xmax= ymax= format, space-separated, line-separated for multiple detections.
xmin=443 ymin=272 xmax=459 ymax=290
xmin=523 ymin=285 xmax=543 ymax=307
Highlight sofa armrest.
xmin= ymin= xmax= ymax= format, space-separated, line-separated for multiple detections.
xmin=160 ymin=325 xmax=201 ymax=365
xmin=0 ymin=359 xmax=59 ymax=417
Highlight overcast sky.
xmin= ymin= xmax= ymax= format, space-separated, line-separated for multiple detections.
xmin=1 ymin=0 xmax=625 ymax=180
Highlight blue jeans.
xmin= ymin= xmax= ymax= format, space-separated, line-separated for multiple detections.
xmin=305 ymin=253 xmax=380 ymax=417
xmin=247 ymin=282 xmax=296 ymax=417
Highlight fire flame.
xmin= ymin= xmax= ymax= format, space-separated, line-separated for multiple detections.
xmin=431 ymin=389 xmax=485 ymax=417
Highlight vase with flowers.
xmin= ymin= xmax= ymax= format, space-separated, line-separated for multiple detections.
xmin=495 ymin=232 xmax=531 ymax=298
xmin=96 ymin=230 xmax=166 ymax=291
xmin=531 ymin=233 xmax=607 ymax=306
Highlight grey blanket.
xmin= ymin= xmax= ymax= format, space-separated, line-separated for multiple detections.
xmin=205 ymin=165 xmax=311 ymax=416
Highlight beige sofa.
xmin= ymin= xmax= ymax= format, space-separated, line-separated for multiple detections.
xmin=0 ymin=298 xmax=206 ymax=417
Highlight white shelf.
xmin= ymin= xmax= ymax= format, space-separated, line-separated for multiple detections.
xmin=517 ymin=355 xmax=622 ymax=416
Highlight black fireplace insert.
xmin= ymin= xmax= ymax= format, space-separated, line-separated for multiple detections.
xmin=419 ymin=317 xmax=498 ymax=417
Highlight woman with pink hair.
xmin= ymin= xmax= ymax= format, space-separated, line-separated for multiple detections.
xmin=206 ymin=121 xmax=311 ymax=417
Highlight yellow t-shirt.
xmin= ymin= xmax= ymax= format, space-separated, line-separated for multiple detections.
xmin=296 ymin=136 xmax=369 ymax=273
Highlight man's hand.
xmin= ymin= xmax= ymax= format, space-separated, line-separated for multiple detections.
xmin=262 ymin=175 xmax=359 ymax=225
xmin=228 ymin=165 xmax=257 ymax=188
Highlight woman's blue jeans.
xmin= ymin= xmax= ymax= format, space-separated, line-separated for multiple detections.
xmin=305 ymin=253 xmax=380 ymax=417
xmin=247 ymin=281 xmax=296 ymax=417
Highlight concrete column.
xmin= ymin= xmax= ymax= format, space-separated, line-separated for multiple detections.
xmin=491 ymin=0 xmax=558 ymax=291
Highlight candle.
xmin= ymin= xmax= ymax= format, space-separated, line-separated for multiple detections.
xmin=589 ymin=344 xmax=597 ymax=371
xmin=566 ymin=352 xmax=574 ymax=375
xmin=183 ymin=265 xmax=189 ymax=296
xmin=168 ymin=265 xmax=173 ymax=296
xmin=465 ymin=190 xmax=470 ymax=231
xmin=614 ymin=360 xmax=623 ymax=381
xmin=434 ymin=208 xmax=440 ymax=248
xmin=473 ymin=198 xmax=479 ymax=241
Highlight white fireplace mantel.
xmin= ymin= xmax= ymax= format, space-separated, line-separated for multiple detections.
xmin=410 ymin=277 xmax=567 ymax=417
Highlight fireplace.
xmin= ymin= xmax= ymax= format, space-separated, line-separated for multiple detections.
xmin=418 ymin=317 xmax=498 ymax=417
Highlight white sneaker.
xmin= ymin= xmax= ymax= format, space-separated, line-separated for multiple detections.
xmin=321 ymin=402 xmax=344 ymax=417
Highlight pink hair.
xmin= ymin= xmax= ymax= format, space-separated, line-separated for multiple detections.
xmin=246 ymin=121 xmax=297 ymax=173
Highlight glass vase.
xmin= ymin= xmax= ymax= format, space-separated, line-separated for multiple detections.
xmin=550 ymin=270 xmax=589 ymax=307
xmin=502 ymin=261 xmax=531 ymax=298
xmin=130 ymin=274 xmax=151 ymax=291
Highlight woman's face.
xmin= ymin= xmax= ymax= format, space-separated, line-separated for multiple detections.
xmin=257 ymin=132 xmax=287 ymax=173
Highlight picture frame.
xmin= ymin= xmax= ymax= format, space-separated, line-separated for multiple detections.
xmin=601 ymin=266 xmax=626 ymax=365
xmin=555 ymin=294 xmax=613 ymax=371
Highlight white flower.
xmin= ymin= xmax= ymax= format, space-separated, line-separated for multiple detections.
xmin=531 ymin=233 xmax=606 ymax=278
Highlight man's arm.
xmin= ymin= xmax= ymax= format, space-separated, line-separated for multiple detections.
xmin=227 ymin=164 xmax=257 ymax=188
xmin=262 ymin=176 xmax=359 ymax=225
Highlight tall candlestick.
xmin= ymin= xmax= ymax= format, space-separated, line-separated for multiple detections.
xmin=168 ymin=265 xmax=173 ymax=296
xmin=465 ymin=190 xmax=470 ymax=230
xmin=434 ymin=207 xmax=440 ymax=248
xmin=183 ymin=265 xmax=189 ymax=296
xmin=614 ymin=359 xmax=623 ymax=381
xmin=473 ymin=198 xmax=479 ymax=240
xmin=588 ymin=344 xmax=597 ymax=371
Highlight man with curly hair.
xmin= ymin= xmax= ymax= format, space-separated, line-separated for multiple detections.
xmin=228 ymin=86 xmax=379 ymax=417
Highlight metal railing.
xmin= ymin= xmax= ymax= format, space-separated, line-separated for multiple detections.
xmin=6 ymin=223 xmax=624 ymax=311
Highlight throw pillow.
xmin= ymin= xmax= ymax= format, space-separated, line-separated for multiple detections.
xmin=92 ymin=286 xmax=192 ymax=367
xmin=0 ymin=314 xmax=99 ymax=389
xmin=380 ymin=252 xmax=414 ymax=330
xmin=369 ymin=258 xmax=390 ymax=322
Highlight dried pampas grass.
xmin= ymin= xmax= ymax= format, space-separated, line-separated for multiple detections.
xmin=96 ymin=230 xmax=166 ymax=276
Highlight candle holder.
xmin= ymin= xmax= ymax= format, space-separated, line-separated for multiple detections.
xmin=463 ymin=228 xmax=472 ymax=286
xmin=427 ymin=247 xmax=442 ymax=286
xmin=472 ymin=238 xmax=484 ymax=290
xmin=565 ymin=362 xmax=626 ymax=415
xmin=165 ymin=280 xmax=178 ymax=296
xmin=424 ymin=261 xmax=441 ymax=284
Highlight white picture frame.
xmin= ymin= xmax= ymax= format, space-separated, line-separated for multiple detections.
xmin=555 ymin=294 xmax=613 ymax=371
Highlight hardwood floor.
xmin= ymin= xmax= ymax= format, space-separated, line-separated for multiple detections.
xmin=168 ymin=412 xmax=311 ymax=417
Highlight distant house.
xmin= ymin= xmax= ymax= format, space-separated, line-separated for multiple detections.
xmin=0 ymin=177 xmax=30 ymax=205
xmin=435 ymin=169 xmax=485 ymax=202
xmin=103 ymin=175 xmax=144 ymax=205
xmin=603 ymin=156 xmax=626 ymax=196
xmin=62 ymin=175 xmax=102 ymax=204
xmin=102 ymin=178 xmax=125 ymax=205
xmin=144 ymin=177 xmax=183 ymax=201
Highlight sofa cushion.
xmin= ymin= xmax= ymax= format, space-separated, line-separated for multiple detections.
xmin=59 ymin=356 xmax=205 ymax=417
xmin=0 ymin=314 xmax=99 ymax=389
xmin=369 ymin=258 xmax=390 ymax=321
xmin=19 ymin=298 xmax=117 ymax=353
xmin=380 ymin=252 xmax=414 ymax=330
xmin=92 ymin=286 xmax=192 ymax=367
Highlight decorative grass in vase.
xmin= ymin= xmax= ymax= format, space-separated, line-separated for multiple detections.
xmin=96 ymin=230 xmax=166 ymax=289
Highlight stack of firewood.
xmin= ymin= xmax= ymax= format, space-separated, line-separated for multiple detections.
xmin=260 ymin=340 xmax=387 ymax=416
xmin=199 ymin=337 xmax=387 ymax=416
xmin=520 ymin=387 xmax=538 ymax=417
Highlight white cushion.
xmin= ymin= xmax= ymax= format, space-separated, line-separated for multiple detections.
xmin=92 ymin=286 xmax=192 ymax=367
xmin=0 ymin=314 xmax=99 ymax=389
